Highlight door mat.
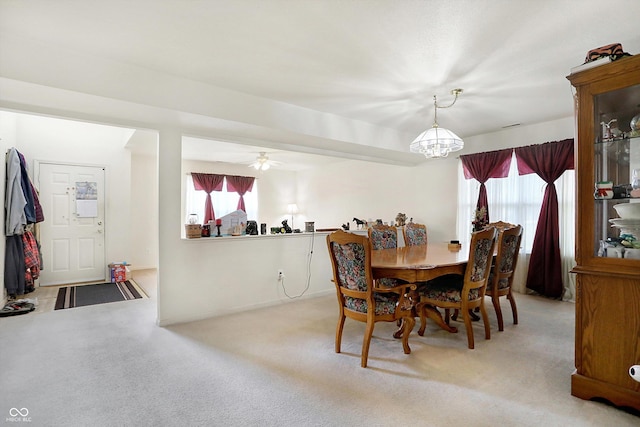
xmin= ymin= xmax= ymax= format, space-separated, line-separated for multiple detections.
xmin=54 ymin=280 xmax=145 ymax=310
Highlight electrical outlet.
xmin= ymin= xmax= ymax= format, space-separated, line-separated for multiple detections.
xmin=278 ymin=269 xmax=284 ymax=281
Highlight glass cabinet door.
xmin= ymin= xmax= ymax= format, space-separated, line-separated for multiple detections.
xmin=593 ymin=83 xmax=640 ymax=259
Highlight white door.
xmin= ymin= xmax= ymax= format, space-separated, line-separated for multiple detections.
xmin=37 ymin=163 xmax=106 ymax=286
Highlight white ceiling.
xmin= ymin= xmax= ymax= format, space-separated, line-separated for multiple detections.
xmin=2 ymin=0 xmax=640 ymax=169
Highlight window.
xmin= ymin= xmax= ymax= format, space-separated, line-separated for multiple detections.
xmin=456 ymin=153 xmax=576 ymax=300
xmin=185 ymin=174 xmax=258 ymax=223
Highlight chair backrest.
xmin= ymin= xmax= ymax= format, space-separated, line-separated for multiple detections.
xmin=368 ymin=224 xmax=398 ymax=250
xmin=326 ymin=230 xmax=373 ymax=301
xmin=463 ymin=227 xmax=498 ymax=295
xmin=403 ymin=223 xmax=427 ymax=246
xmin=490 ymin=224 xmax=523 ymax=292
xmin=486 ymin=221 xmax=516 ymax=231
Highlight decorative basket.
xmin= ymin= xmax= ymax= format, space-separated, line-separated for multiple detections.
xmin=185 ymin=224 xmax=202 ymax=239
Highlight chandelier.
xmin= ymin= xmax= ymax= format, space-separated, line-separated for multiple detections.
xmin=410 ymin=88 xmax=464 ymax=159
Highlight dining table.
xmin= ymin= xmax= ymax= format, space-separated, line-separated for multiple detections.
xmin=371 ymin=242 xmax=470 ymax=335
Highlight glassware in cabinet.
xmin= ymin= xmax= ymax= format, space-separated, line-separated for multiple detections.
xmin=593 ymin=82 xmax=640 ymax=258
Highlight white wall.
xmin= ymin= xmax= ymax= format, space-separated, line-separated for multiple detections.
xmin=1 ymin=112 xmax=136 ymax=271
xmin=130 ymin=151 xmax=159 ymax=270
xmin=463 ymin=116 xmax=575 ymax=153
xmin=297 ymin=157 xmax=459 ymax=243
xmin=157 ymin=233 xmax=334 ymax=326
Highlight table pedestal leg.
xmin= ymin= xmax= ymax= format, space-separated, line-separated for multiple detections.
xmin=394 ymin=304 xmax=457 ymax=339
xmin=417 ymin=304 xmax=458 ymax=335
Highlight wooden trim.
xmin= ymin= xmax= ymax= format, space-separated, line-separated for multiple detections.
xmin=572 ymin=265 xmax=640 ymax=279
xmin=567 ymin=55 xmax=640 ymax=87
xmin=572 ymin=372 xmax=640 ymax=411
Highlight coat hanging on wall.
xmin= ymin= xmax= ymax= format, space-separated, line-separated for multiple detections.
xmin=4 ymin=147 xmax=44 ymax=299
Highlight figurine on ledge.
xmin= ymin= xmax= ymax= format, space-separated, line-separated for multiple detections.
xmin=282 ymin=219 xmax=293 ymax=234
xmin=245 ymin=220 xmax=258 ymax=235
xmin=353 ymin=217 xmax=366 ymax=229
xmin=341 ymin=222 xmax=350 ymax=231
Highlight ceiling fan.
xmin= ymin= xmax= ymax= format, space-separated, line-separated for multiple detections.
xmin=248 ymin=152 xmax=281 ymax=171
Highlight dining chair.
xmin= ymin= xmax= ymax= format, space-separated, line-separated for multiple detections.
xmin=485 ymin=224 xmax=523 ymax=331
xmin=326 ymin=230 xmax=416 ymax=368
xmin=402 ymin=222 xmax=427 ymax=246
xmin=415 ymin=227 xmax=497 ymax=349
xmin=368 ymin=224 xmax=404 ymax=289
xmin=486 ymin=221 xmax=516 ymax=231
xmin=368 ymin=223 xmax=399 ymax=250
xmin=451 ymin=221 xmax=516 ymax=322
xmin=452 ymin=221 xmax=521 ymax=322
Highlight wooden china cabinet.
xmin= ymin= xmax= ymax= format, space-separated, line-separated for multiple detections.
xmin=567 ymin=54 xmax=640 ymax=411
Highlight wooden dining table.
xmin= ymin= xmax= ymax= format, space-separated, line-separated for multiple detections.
xmin=371 ymin=242 xmax=470 ymax=334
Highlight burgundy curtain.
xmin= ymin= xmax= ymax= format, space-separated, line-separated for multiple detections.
xmin=514 ymin=138 xmax=574 ymax=298
xmin=226 ymin=175 xmax=255 ymax=212
xmin=191 ymin=173 xmax=224 ymax=224
xmin=460 ymin=148 xmax=512 ymax=230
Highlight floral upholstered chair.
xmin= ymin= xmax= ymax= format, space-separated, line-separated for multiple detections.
xmin=326 ymin=230 xmax=416 ymax=368
xmin=368 ymin=224 xmax=398 ymax=250
xmin=451 ymin=220 xmax=520 ymax=323
xmin=415 ymin=227 xmax=497 ymax=349
xmin=368 ymin=224 xmax=404 ymax=289
xmin=485 ymin=224 xmax=523 ymax=331
xmin=402 ymin=222 xmax=427 ymax=246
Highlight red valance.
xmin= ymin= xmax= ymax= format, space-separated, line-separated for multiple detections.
xmin=515 ymin=139 xmax=574 ymax=176
xmin=460 ymin=148 xmax=513 ymax=230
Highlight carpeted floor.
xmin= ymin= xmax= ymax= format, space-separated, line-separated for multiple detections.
xmin=0 ymin=270 xmax=637 ymax=426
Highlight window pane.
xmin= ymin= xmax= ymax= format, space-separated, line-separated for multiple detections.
xmin=185 ymin=175 xmax=258 ymax=224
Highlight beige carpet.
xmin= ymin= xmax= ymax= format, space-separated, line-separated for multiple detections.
xmin=0 ymin=271 xmax=637 ymax=426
